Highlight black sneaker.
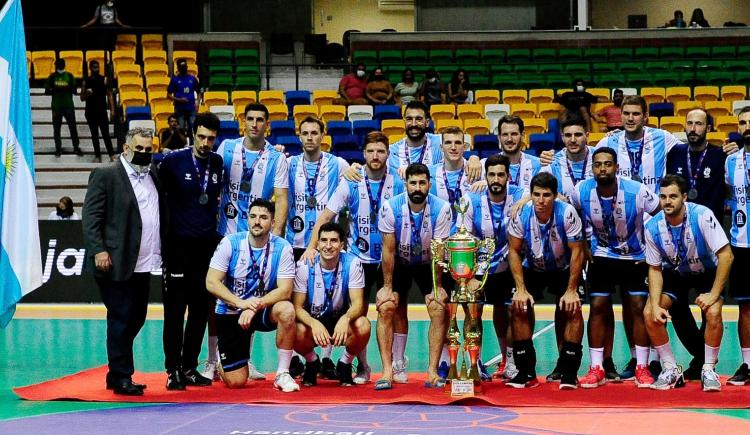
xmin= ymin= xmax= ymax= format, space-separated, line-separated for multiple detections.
xmin=649 ymin=360 xmax=662 ymax=379
xmin=320 ymin=357 xmax=339 ymax=380
xmin=183 ymin=368 xmax=212 ymax=386
xmin=603 ymin=357 xmax=621 ymax=383
xmin=619 ymin=358 xmax=636 ymax=381
xmin=545 ymin=365 xmax=563 ymax=383
xmin=166 ymin=370 xmax=187 ymax=391
xmin=302 ymin=358 xmax=321 ymax=386
xmin=74 ymin=147 xmax=84 ymax=156
xmin=727 ymin=363 xmax=750 ymax=386
xmin=559 ymin=372 xmax=578 ymax=390
xmin=289 ymin=355 xmax=305 ymax=378
xmin=54 ymin=151 xmax=61 ymax=158
xmin=682 ymin=358 xmax=704 ymax=381
xmin=506 ymin=372 xmax=539 ymax=389
xmin=337 ymin=360 xmax=355 ymax=386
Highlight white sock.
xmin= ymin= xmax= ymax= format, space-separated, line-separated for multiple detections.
xmin=506 ymin=346 xmax=514 ymax=365
xmin=635 ymin=345 xmax=650 ymax=366
xmin=304 ymin=351 xmax=318 ymax=362
xmin=704 ymin=344 xmax=720 ymax=367
xmin=648 ymin=346 xmax=659 ymax=363
xmin=654 ymin=343 xmax=676 ymax=368
xmin=590 ymin=347 xmax=604 ymax=368
xmin=208 ymin=336 xmax=219 ymax=363
xmin=393 ymin=333 xmax=408 ymax=363
xmin=321 ymin=345 xmax=333 ymax=359
xmin=341 ymin=350 xmax=355 ymax=364
xmin=249 ymin=333 xmax=256 ymax=364
xmin=440 ymin=344 xmax=450 ymax=365
xmin=357 ymin=348 xmax=369 ymax=367
xmin=742 ymin=347 xmax=750 ymax=366
xmin=630 ymin=346 xmax=636 ymax=359
xmin=277 ymin=349 xmax=293 ymax=374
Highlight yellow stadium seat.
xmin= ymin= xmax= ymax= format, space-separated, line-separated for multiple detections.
xmin=59 ymin=50 xmax=83 ymax=79
xmin=144 ymin=63 xmax=168 ymax=80
xmin=588 ymin=88 xmax=611 ymax=102
xmin=381 ymin=119 xmax=405 ymax=137
xmin=312 ymin=90 xmax=338 ymax=107
xmin=118 ymin=76 xmax=143 ymax=93
xmin=152 ymin=103 xmax=174 ymax=122
xmin=704 ymin=101 xmax=732 ymax=118
xmin=115 ymin=64 xmax=141 ymax=79
xmin=31 ymin=50 xmax=56 ymax=79
xmin=665 ymin=87 xmax=692 ymax=104
xmin=26 ymin=51 xmax=31 ymax=79
xmin=388 ymin=134 xmax=403 ymax=145
xmin=320 ymin=105 xmax=346 ymax=123
xmin=640 ymin=87 xmax=666 ymax=106
xmin=293 ymin=105 xmax=319 ymax=126
xmin=146 ymin=76 xmax=170 ymax=95
xmin=715 ymin=115 xmax=739 ymax=133
xmin=141 ymin=34 xmax=164 ymax=50
xmin=85 ymin=49 xmax=107 ymax=67
xmin=675 ymin=100 xmax=703 ymax=117
xmin=148 ymin=91 xmax=170 ymax=107
xmin=721 ymin=86 xmax=746 ymax=103
xmin=321 ymin=135 xmax=332 ymax=152
xmin=523 ymin=118 xmax=547 ymax=134
xmin=557 ymin=88 xmax=572 ymax=96
xmin=232 ymin=90 xmax=257 ymax=106
xmin=120 ymin=91 xmax=147 ymax=115
xmin=706 ymin=132 xmax=726 ymax=146
xmin=659 ymin=116 xmax=684 ymax=133
xmin=258 ymin=90 xmax=285 ymax=106
xmin=203 ymin=91 xmax=229 ymax=108
xmin=528 ymin=89 xmax=554 ymax=104
xmin=435 ymin=119 xmax=463 ymax=132
xmin=143 ymin=50 xmax=167 ymax=65
xmin=111 ymin=50 xmax=135 ymax=69
xmin=538 ymin=103 xmax=563 ymax=121
xmin=588 ymin=132 xmax=606 ymax=144
xmin=502 ymin=89 xmax=527 ymax=105
xmin=457 ymin=104 xmax=484 ymax=121
xmin=693 ymin=86 xmax=720 ymax=103
xmin=430 ymin=104 xmax=456 ymax=121
xmin=464 ymin=119 xmax=491 ymax=136
xmin=172 ymin=50 xmax=197 ymax=65
xmin=474 ymin=90 xmax=500 ymax=106
xmin=511 ymin=103 xmax=537 ymax=119
xmin=115 ymin=34 xmax=137 ymax=51
xmin=267 ymin=104 xmax=289 ymax=122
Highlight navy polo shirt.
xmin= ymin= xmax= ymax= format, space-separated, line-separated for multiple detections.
xmin=666 ymin=143 xmax=726 ymax=220
xmin=159 ymin=148 xmax=224 ymax=238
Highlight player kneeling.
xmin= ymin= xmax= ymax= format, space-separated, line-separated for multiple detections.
xmin=293 ymin=223 xmax=371 ymax=387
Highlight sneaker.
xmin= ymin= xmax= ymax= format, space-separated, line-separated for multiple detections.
xmin=478 ymin=359 xmax=492 ymax=382
xmin=54 ymin=151 xmax=61 ymax=158
xmin=337 ymin=360 xmax=355 ymax=386
xmin=437 ymin=361 xmax=450 ymax=380
xmin=619 ymin=358 xmax=636 ymax=381
xmin=727 ymin=363 xmax=750 ymax=386
xmin=580 ymin=366 xmax=606 ymax=389
xmin=506 ymin=372 xmax=539 ymax=389
xmin=493 ymin=361 xmax=507 ymax=379
xmin=649 ymin=360 xmax=662 ymax=380
xmin=320 ymin=357 xmax=339 ymax=380
xmin=74 ymin=147 xmax=84 ymax=156
xmin=502 ymin=360 xmax=520 ymax=381
xmin=603 ymin=358 xmax=621 ymax=383
xmin=651 ymin=365 xmax=684 ymax=390
xmin=701 ymin=368 xmax=721 ymax=392
xmin=200 ymin=361 xmax=220 ymax=382
xmin=289 ymin=355 xmax=305 ymax=378
xmin=247 ymin=362 xmax=266 ymax=380
xmin=183 ymin=368 xmax=212 ymax=386
xmin=683 ymin=359 xmax=704 ymax=381
xmin=545 ymin=364 xmax=563 ymax=383
xmin=392 ymin=356 xmax=409 ymax=384
xmin=166 ymin=370 xmax=187 ymax=391
xmin=273 ymin=372 xmax=300 ymax=392
xmin=560 ymin=372 xmax=578 ymax=390
xmin=353 ymin=363 xmax=371 ymax=385
xmin=302 ymin=358 xmax=321 ymax=387
xmin=635 ymin=364 xmax=654 ymax=388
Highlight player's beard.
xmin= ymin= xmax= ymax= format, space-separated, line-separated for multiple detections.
xmin=743 ymin=130 xmax=750 ymax=146
xmin=687 ymin=131 xmax=706 ymax=148
xmin=406 ymin=125 xmax=427 ymax=142
xmin=408 ymin=191 xmax=426 ymax=204
xmin=489 ymin=182 xmax=505 ymax=195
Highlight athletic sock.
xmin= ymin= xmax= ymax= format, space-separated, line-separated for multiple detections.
xmin=393 ymin=333 xmax=408 ymax=364
xmin=249 ymin=333 xmax=256 ymax=364
xmin=648 ymin=347 xmax=659 ymax=363
xmin=440 ymin=344 xmax=450 ymax=365
xmin=506 ymin=346 xmax=514 ymax=365
xmin=304 ymin=351 xmax=318 ymax=363
xmin=321 ymin=345 xmax=333 ymax=359
xmin=357 ymin=348 xmax=369 ymax=367
xmin=590 ymin=347 xmax=604 ymax=368
xmin=208 ymin=336 xmax=219 ymax=364
xmin=341 ymin=350 xmax=355 ymax=364
xmin=513 ymin=339 xmax=536 ymax=377
xmin=742 ymin=348 xmax=750 ymax=366
xmin=560 ymin=341 xmax=583 ymax=374
xmin=654 ymin=343 xmax=676 ymax=368
xmin=277 ymin=349 xmax=293 ymax=374
xmin=630 ymin=346 xmax=636 ymax=359
xmin=704 ymin=344 xmax=719 ymax=369
xmin=635 ymin=345 xmax=650 ymax=366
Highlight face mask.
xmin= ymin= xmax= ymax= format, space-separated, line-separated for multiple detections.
xmin=107 ymin=1 xmax=114 ymax=7
xmin=575 ymin=85 xmax=584 ymax=92
xmin=356 ymin=70 xmax=365 ymax=78
xmin=373 ymin=74 xmax=385 ymax=81
xmin=429 ymin=77 xmax=437 ymax=83
xmin=131 ymin=150 xmax=153 ymax=167
xmin=178 ymin=65 xmax=188 ymax=74
xmin=56 ymin=69 xmax=65 ymax=74
xmin=613 ymin=98 xmax=623 ymax=106
xmin=56 ymin=206 xmax=72 ymax=218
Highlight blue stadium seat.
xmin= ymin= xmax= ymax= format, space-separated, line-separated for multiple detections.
xmin=477 ymin=148 xmax=497 ymax=160
xmin=215 ymin=120 xmax=241 ymax=149
xmin=472 ymin=134 xmax=499 ymax=152
xmin=649 ymin=102 xmax=674 ymax=119
xmin=125 ymin=106 xmax=151 ymax=122
xmin=326 ymin=120 xmax=352 ymax=137
xmin=529 ymin=133 xmax=556 ymax=155
xmin=331 ymin=134 xmax=360 ymax=152
xmin=284 ymin=90 xmax=312 ymax=114
xmin=270 ymin=120 xmax=296 ymax=138
xmin=353 ymin=120 xmax=380 ymax=144
xmin=275 ymin=135 xmax=303 ymax=156
xmin=333 ymin=149 xmax=365 ymax=165
xmin=373 ymin=105 xmax=402 ymax=121
xmin=463 ymin=150 xmax=479 ymax=160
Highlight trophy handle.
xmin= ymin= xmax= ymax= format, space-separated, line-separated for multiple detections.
xmin=430 ymin=239 xmax=446 ymax=300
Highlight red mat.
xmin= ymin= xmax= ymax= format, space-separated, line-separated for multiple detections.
xmin=13 ymin=366 xmax=750 ymax=408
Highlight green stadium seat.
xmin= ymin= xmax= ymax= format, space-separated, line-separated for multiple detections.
xmin=659 ymin=46 xmax=684 ymax=59
xmin=517 ymin=74 xmax=545 ymax=89
xmin=378 ymin=50 xmax=402 ymax=64
xmin=696 ymin=60 xmax=724 ymax=72
xmin=565 ymin=63 xmax=589 ymax=74
xmin=558 ymin=48 xmax=583 ymax=61
xmin=208 ymin=48 xmax=233 ymax=65
xmin=235 ymin=49 xmax=259 ymax=65
xmin=435 ymin=65 xmax=455 ymax=77
xmin=644 ymin=61 xmax=670 ymax=72
xmin=353 ymin=50 xmax=377 ymax=65
xmin=627 ymin=73 xmax=653 ymax=88
xmin=429 ymin=49 xmax=453 ymax=63
xmin=489 ymin=64 xmax=513 ymax=74
xmin=403 ymin=49 xmax=428 ymax=64
xmin=652 ymin=72 xmax=682 ymax=87
xmin=592 ymin=62 xmax=617 ymax=73
xmin=455 ymin=49 xmax=480 ymax=64
xmin=737 ymin=46 xmax=750 ymax=58
xmin=514 ymin=64 xmax=538 ymax=73
xmin=538 ymin=64 xmax=564 ymax=74
xmin=618 ymin=62 xmax=643 ymax=73
xmin=481 ymin=48 xmax=504 ymax=63
xmin=411 ymin=65 xmax=430 ymax=76
xmin=209 ymin=74 xmax=235 ymax=92
xmin=670 ymin=60 xmax=694 ymax=71
xmin=491 ymin=73 xmax=518 ymax=89
xmin=546 ymin=74 xmax=572 ymax=89
xmin=634 ymin=47 xmax=659 ymax=60
xmin=236 ymin=65 xmax=260 ymax=76
xmin=532 ymin=48 xmax=556 ymax=62
xmin=386 ymin=71 xmax=402 ymax=84
xmin=711 ymin=46 xmax=736 ymax=58
xmin=584 ymin=48 xmax=608 ymax=61
xmin=464 ymin=65 xmax=487 ymax=76
xmin=506 ymin=48 xmax=531 ymax=63
xmin=608 ymin=48 xmax=633 ymax=61
xmin=725 ymin=60 xmax=750 ymax=72
xmin=734 ymin=72 xmax=750 ymax=87
xmin=595 ymin=73 xmax=626 ymax=88
xmin=208 ymin=65 xmax=233 ymax=75
xmin=685 ymin=46 xmax=710 ymax=59
xmin=471 ymin=75 xmax=490 ymax=89
xmin=707 ymin=71 xmax=734 ymax=87
xmin=235 ymin=75 xmax=260 ymax=91
xmin=687 ymin=72 xmax=708 ymax=87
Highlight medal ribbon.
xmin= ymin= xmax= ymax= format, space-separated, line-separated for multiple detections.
xmin=443 ymin=166 xmax=464 ymax=203
xmin=685 ymin=146 xmax=708 ymax=191
xmin=246 ymin=238 xmax=271 ymax=296
xmin=191 ymin=154 xmax=211 ymax=196
xmin=626 ymin=136 xmax=645 ymax=180
xmin=596 ymin=181 xmax=619 ymax=249
xmin=304 ymin=155 xmax=323 ymax=207
xmin=565 ymin=148 xmax=589 ymax=185
xmin=315 ymin=257 xmax=340 ymax=315
xmin=241 ymin=147 xmax=265 ymax=187
xmin=364 ymin=172 xmax=385 ymax=221
xmin=406 ymin=143 xmax=428 ymax=166
xmin=408 ymin=207 xmax=425 ymax=260
xmin=668 ymin=211 xmax=688 ymax=267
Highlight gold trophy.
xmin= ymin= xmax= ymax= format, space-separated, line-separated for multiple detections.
xmin=430 ymin=204 xmax=494 ymax=396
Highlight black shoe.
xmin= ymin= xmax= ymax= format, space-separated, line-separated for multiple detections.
xmin=337 ymin=360 xmax=354 ymax=386
xmin=166 ymin=370 xmax=187 ymax=391
xmin=559 ymin=372 xmax=578 ymax=390
xmin=183 ymin=368 xmax=212 ymax=386
xmin=112 ymin=379 xmax=145 ymax=396
xmin=545 ymin=365 xmax=563 ymax=383
xmin=289 ymin=355 xmax=305 ymax=378
xmin=54 ymin=151 xmax=61 ymax=158
xmin=649 ymin=360 xmax=662 ymax=379
xmin=506 ymin=372 xmax=539 ymax=389
xmin=728 ymin=363 xmax=750 ymax=386
xmin=683 ymin=358 xmax=704 ymax=381
xmin=603 ymin=357 xmax=621 ymax=383
xmin=302 ymin=358 xmax=321 ymax=386
xmin=74 ymin=147 xmax=84 ymax=156
xmin=106 ymin=378 xmax=146 ymax=390
xmin=320 ymin=357 xmax=339 ymax=380
xmin=619 ymin=357 xmax=637 ymax=380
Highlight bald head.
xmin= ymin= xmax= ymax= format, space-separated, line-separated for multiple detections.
xmin=685 ymin=109 xmax=708 ymax=148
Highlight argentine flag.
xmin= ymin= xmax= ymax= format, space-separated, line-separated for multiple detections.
xmin=0 ymin=0 xmax=42 ymax=327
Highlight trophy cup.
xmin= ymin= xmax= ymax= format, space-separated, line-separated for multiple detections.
xmin=430 ymin=206 xmax=494 ymax=396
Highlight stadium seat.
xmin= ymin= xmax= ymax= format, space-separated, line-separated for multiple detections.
xmin=529 ymin=133 xmax=556 ymax=154
xmin=457 ymin=104 xmax=484 ymax=121
xmin=627 ymin=73 xmax=653 ymax=88
xmin=208 ymin=74 xmax=234 ymax=92
xmin=532 ymin=48 xmax=556 ymax=62
xmin=511 ymin=103 xmax=537 ymax=119
xmin=259 ymin=90 xmax=285 ymax=106
xmin=693 ymin=86 xmax=720 ymax=103
xmin=714 ymin=115 xmax=739 ymax=133
xmin=685 ymin=46 xmax=710 ymax=59
xmin=639 ymin=87 xmax=666 ymax=106
xmin=733 ymin=100 xmax=750 ymax=115
xmin=59 ymin=50 xmax=83 ymax=78
xmin=558 ymin=48 xmax=583 ymax=61
xmin=209 ymin=105 xmax=236 ymax=121
xmin=608 ymin=47 xmax=633 ymax=61
xmin=721 ymin=86 xmax=747 ymax=103
xmin=588 ymin=132 xmax=606 ymax=144
xmin=725 ymin=60 xmax=750 ymax=72
xmin=587 ymin=88 xmax=611 ymax=102
xmin=707 ymin=72 xmax=734 ymax=87
xmin=141 ymin=34 xmax=163 ymax=50
xmin=403 ymin=49 xmax=428 ymax=64
xmin=472 ymin=134 xmax=499 ymax=152
xmin=474 ymin=90 xmax=500 ymax=106
xmin=293 ymin=104 xmax=319 ymax=126
xmin=152 ymin=102 xmax=174 ymax=122
xmin=232 ymin=90 xmax=257 ymax=106
xmin=595 ymin=74 xmax=626 ymax=89
xmin=670 ymin=60 xmax=694 ymax=72
xmin=31 ymin=51 xmax=56 ymax=79
xmin=523 ymin=118 xmax=547 ymax=134
xmin=464 ymin=119 xmax=490 ymax=136
xmin=118 ymin=76 xmax=143 ymax=93
xmin=506 ymin=48 xmax=530 ymax=63
xmin=120 ymin=91 xmax=147 ymax=115
xmin=634 ymin=47 xmax=659 ymax=60
xmin=208 ymin=48 xmax=233 ymax=66
xmin=115 ymin=34 xmax=137 ymax=51
xmin=235 ymin=49 xmax=260 ymax=65
xmin=502 ymin=89 xmax=527 ymax=105
xmin=267 ymin=104 xmax=289 ymax=122
xmin=484 ymin=103 xmax=510 ymax=133
xmin=528 ymin=89 xmax=554 ymax=104
xmin=675 ymin=100 xmax=703 ymax=117
xmin=706 ymin=132 xmax=726 ymax=146
xmin=456 ymin=49 xmax=480 ymax=64
xmin=429 ymin=49 xmax=453 ymax=63
xmin=115 ymin=63 xmax=141 ymax=80
xmin=203 ymin=91 xmax=229 ymax=108
xmin=316 ymin=104 xmax=345 ymax=123
xmin=515 ymin=64 xmax=538 ymax=74
xmin=312 ymin=90 xmax=338 ymax=107
xmin=125 ymin=106 xmax=151 ymax=123
xmin=143 ymin=50 xmax=167 ymax=66
xmin=659 ymin=46 xmax=685 ymax=59
xmin=659 ymin=116 xmax=684 ymax=133
xmin=373 ymin=105 xmax=402 ymax=121
xmin=352 ymin=50 xmax=377 ymax=65
xmin=353 ymin=119 xmax=380 ymax=140
xmin=665 ymin=87 xmax=692 ymax=103
xmin=565 ymin=63 xmax=589 ymax=74
xmin=518 ymin=75 xmax=546 ymax=89
xmin=219 ymin=120 xmax=240 ymax=139
xmin=326 ymin=120 xmax=352 ymax=137
xmin=377 ymin=50 xmax=402 ymax=65
xmin=584 ymin=48 xmax=608 ymax=61
xmin=435 ymin=119 xmax=463 ymax=132
xmin=173 ymin=50 xmax=198 ymax=66
xmin=84 ymin=49 xmax=106 ymax=67
xmin=146 ymin=76 xmax=170 ymax=95
xmin=275 ymin=136 xmax=303 ymax=155
xmin=346 ymin=105 xmax=372 ymax=122
xmin=144 ymin=63 xmax=168 ymax=80
xmin=381 ymin=119 xmax=405 ymax=137
xmin=705 ymin=101 xmax=732 ymax=118
xmin=270 ymin=120 xmax=296 ymax=138
xmin=234 ymin=75 xmax=260 ymax=91
xmin=331 ymin=134 xmax=361 ymax=152
xmin=285 ymin=90 xmax=312 ymax=110
xmin=321 ymin=135 xmax=332 ymax=152
xmin=429 ymin=104 xmax=456 ymax=121
xmin=593 ymin=62 xmax=617 ymax=73
xmin=111 ymin=50 xmax=136 ymax=69
xmin=711 ymin=45 xmax=735 ymax=58
xmin=734 ymin=72 xmax=750 ymax=88
xmin=538 ymin=63 xmax=563 ymax=74
xmin=538 ymin=103 xmax=563 ymax=121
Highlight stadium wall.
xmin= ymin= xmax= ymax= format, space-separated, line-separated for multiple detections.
xmin=312 ymin=0 xmax=415 ymax=44
xmin=591 ymin=0 xmax=750 ymax=30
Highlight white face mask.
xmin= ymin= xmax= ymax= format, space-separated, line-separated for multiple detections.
xmin=107 ymin=1 xmax=114 ymax=7
xmin=355 ymin=70 xmax=365 ymax=78
xmin=56 ymin=69 xmax=65 ymax=74
xmin=575 ymin=85 xmax=584 ymax=92
xmin=429 ymin=77 xmax=437 ymax=83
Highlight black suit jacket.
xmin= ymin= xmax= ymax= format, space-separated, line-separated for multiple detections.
xmin=82 ymin=159 xmax=168 ymax=282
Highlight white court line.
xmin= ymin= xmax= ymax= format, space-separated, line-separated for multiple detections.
xmin=485 ymin=321 xmax=556 ymax=367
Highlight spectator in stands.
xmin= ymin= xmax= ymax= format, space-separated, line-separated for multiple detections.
xmin=447 ymin=68 xmax=470 ymax=104
xmin=45 ymin=58 xmax=82 ymax=158
xmin=394 ymin=68 xmax=419 ymax=105
xmin=365 ymin=66 xmax=394 ymax=105
xmin=48 ymin=196 xmax=80 ymax=221
xmin=690 ymin=8 xmax=710 ymax=27
xmin=555 ymin=78 xmax=597 ymax=133
xmin=665 ymin=10 xmax=686 ymax=28
xmin=81 ymin=60 xmax=115 ymax=163
xmin=168 ymin=59 xmax=201 ymax=140
xmin=594 ymin=89 xmax=624 ymax=132
xmin=160 ymin=115 xmax=188 ymax=151
xmin=81 ymin=1 xmax=129 ymax=27
xmin=418 ymin=68 xmax=445 ymax=108
xmin=336 ymin=63 xmax=368 ymax=106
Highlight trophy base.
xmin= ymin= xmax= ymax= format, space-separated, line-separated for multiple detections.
xmin=448 ymin=379 xmax=476 ymax=397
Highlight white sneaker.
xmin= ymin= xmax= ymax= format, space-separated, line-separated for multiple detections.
xmin=200 ymin=361 xmax=220 ymax=381
xmin=502 ymin=360 xmax=519 ymax=380
xmin=247 ymin=362 xmax=266 ymax=380
xmin=392 ymin=356 xmax=409 ymax=384
xmin=274 ymin=372 xmax=300 ymax=392
xmin=701 ymin=368 xmax=721 ymax=392
xmin=353 ymin=363 xmax=372 ymax=385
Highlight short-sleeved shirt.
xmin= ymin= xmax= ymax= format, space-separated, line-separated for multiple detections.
xmin=570 ymin=176 xmax=659 ymax=260
xmin=339 ymin=74 xmax=367 ymax=100
xmin=82 ymin=74 xmax=107 ymax=113
xmin=481 ymin=152 xmax=542 ymax=193
xmin=645 ymin=203 xmax=729 ymax=275
xmin=667 ymin=144 xmax=726 ymax=221
xmin=44 ymin=72 xmax=75 ymax=111
xmin=167 ymin=74 xmax=200 ymax=112
xmin=209 ymin=233 xmax=296 ymax=315
xmin=595 ymin=105 xmax=623 ymax=128
xmin=725 ymin=151 xmax=750 ymax=248
xmin=428 ymin=161 xmax=473 ymax=224
xmin=558 ymin=91 xmax=597 ymax=112
xmin=326 ymin=171 xmax=404 ymax=263
xmin=216 ymin=138 xmax=289 ymax=235
xmin=544 ymin=147 xmax=594 ymax=199
xmin=394 ymin=82 xmax=420 ymax=104
xmin=508 ymin=199 xmax=583 ymax=272
xmin=595 ymin=127 xmax=681 ymax=193
xmin=293 ymin=252 xmax=365 ymax=321
xmin=94 ymin=4 xmax=117 ymax=25
xmin=388 ymin=133 xmax=444 ymax=177
xmin=158 ymin=148 xmax=224 ymax=238
xmin=379 ymin=192 xmax=452 ymax=265
xmin=286 ymin=152 xmax=348 ymax=249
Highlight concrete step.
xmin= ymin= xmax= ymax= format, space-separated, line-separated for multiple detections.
xmin=36 ymin=188 xmax=87 ymax=208
xmin=32 ymin=123 xmax=114 ymax=140
xmin=31 ymin=94 xmax=86 ymax=109
xmin=36 ymin=171 xmax=92 ymax=188
xmin=32 ymin=108 xmax=90 ymax=123
xmin=33 ymin=139 xmax=121 ymax=154
xmin=35 ymin=154 xmax=113 ymax=170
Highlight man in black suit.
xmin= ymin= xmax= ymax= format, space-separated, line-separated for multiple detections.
xmin=83 ymin=126 xmax=167 ymax=396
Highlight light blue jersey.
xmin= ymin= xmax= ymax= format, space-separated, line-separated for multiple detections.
xmin=428 ymin=161 xmax=474 ymax=225
xmin=645 ymin=202 xmax=729 ymax=275
xmin=545 ymin=147 xmax=594 ymax=198
xmin=216 ymin=138 xmax=289 ymax=235
xmin=570 ymin=177 xmax=659 ymax=260
xmin=507 ymin=199 xmax=583 ymax=271
xmin=286 ymin=152 xmax=349 ymax=249
xmin=293 ymin=252 xmax=365 ymax=321
xmin=209 ymin=233 xmax=296 ymax=315
xmin=387 ymin=133 xmax=444 ymax=177
xmin=481 ymin=152 xmax=541 ymax=193
xmin=379 ymin=192 xmax=452 ymax=265
xmin=725 ymin=151 xmax=750 ymax=248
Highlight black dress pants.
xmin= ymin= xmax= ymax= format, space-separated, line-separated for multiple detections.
xmin=85 ymin=110 xmax=114 ymax=158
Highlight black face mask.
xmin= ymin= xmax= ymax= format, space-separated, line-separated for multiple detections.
xmin=131 ymin=151 xmax=153 ymax=166
xmin=177 ymin=65 xmax=188 ymax=74
xmin=373 ymin=74 xmax=385 ymax=81
xmin=56 ymin=206 xmax=72 ymax=218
